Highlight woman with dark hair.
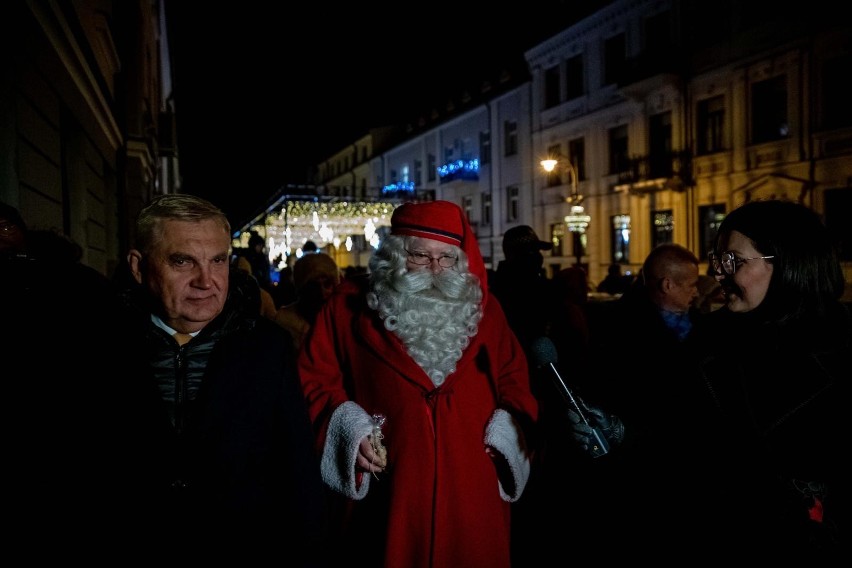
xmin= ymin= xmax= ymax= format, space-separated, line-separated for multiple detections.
xmin=694 ymin=198 xmax=849 ymax=557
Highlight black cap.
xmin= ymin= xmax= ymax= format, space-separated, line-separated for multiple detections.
xmin=502 ymin=225 xmax=552 ymax=257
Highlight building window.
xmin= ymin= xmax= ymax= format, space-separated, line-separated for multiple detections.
xmin=444 ymin=145 xmax=454 ymax=163
xmin=544 ymin=65 xmax=560 ymax=109
xmin=652 ymin=210 xmax=674 ymax=248
xmin=752 ymin=75 xmax=788 ymax=144
xmin=820 ymin=54 xmax=852 ymax=130
xmin=414 ymin=160 xmax=422 ymax=185
xmin=506 ymin=185 xmax=519 ymax=222
xmin=504 ymin=120 xmax=518 ymax=156
xmin=699 ymin=204 xmax=726 ymax=260
xmin=604 ymin=32 xmax=627 ymax=86
xmin=546 ymin=144 xmax=563 ymax=187
xmin=568 ymin=137 xmax=586 ymax=180
xmin=697 ymin=95 xmax=725 ymax=155
xmin=427 ymin=154 xmax=436 ymax=182
xmin=480 ymin=131 xmax=491 ymax=165
xmin=608 ymin=125 xmax=629 ymax=175
xmin=481 ymin=192 xmax=492 ymax=227
xmin=550 ymin=222 xmax=564 ymax=257
xmin=565 ymin=54 xmax=584 ymax=100
xmin=610 ymin=214 xmax=631 ymax=264
xmin=574 ymin=232 xmax=588 ymax=265
xmin=649 ymin=111 xmax=673 ymax=178
xmin=643 ymin=10 xmax=673 ymax=57
xmin=462 ymin=195 xmax=474 ymax=223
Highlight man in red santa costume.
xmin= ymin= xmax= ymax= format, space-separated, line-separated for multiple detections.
xmin=299 ymin=200 xmax=539 ymax=568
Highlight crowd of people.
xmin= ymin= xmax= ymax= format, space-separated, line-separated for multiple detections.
xmin=4 ymin=195 xmax=847 ymax=564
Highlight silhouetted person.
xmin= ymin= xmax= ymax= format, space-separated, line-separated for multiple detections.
xmin=565 ymin=244 xmax=712 ymax=560
xmin=489 ymin=225 xmax=563 ymax=565
xmin=490 ymin=225 xmax=557 ymax=358
xmin=273 ymin=251 xmax=341 ymax=350
xmin=246 ymin=230 xmax=272 ymax=291
xmin=3 ymin=202 xmax=117 ymax=554
xmin=596 ymin=262 xmax=632 ymax=296
xmin=233 ymin=254 xmax=278 ymax=318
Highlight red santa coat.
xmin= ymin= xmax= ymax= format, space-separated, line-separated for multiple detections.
xmin=299 ymin=278 xmax=538 ymax=568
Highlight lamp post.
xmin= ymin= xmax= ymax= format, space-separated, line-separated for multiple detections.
xmin=541 ymin=157 xmax=591 ymax=267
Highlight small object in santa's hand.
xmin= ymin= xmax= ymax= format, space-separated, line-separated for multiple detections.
xmin=370 ymin=414 xmax=388 ymax=471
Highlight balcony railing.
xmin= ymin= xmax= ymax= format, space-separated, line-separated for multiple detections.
xmin=614 ymin=150 xmax=694 ymax=194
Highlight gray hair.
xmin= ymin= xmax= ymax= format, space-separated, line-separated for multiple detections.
xmin=134 ymin=194 xmax=230 ymax=254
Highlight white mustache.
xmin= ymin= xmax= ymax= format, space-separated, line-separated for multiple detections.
xmin=399 ymin=268 xmax=467 ymax=299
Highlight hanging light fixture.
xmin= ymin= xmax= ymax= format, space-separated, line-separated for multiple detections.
xmin=541 ymin=155 xmax=591 ymax=266
xmin=565 ymin=205 xmax=591 ymax=233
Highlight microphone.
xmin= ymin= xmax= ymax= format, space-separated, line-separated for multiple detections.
xmin=530 ymin=337 xmax=610 ymax=458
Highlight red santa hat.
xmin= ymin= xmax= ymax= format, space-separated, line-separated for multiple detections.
xmin=391 ymin=200 xmax=488 ymax=303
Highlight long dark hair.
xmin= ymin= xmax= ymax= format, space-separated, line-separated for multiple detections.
xmin=714 ymin=199 xmax=844 ymax=325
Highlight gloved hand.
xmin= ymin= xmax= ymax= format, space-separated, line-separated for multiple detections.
xmin=566 ymin=405 xmax=625 ymax=456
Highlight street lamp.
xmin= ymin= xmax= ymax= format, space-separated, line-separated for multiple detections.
xmin=541 ymin=156 xmax=591 ymax=266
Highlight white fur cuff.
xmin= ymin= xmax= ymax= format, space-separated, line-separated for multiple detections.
xmin=320 ymin=401 xmax=375 ymax=499
xmin=484 ymin=408 xmax=531 ymax=502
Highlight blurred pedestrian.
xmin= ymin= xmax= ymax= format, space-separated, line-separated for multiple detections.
xmin=233 ymin=253 xmax=278 ymax=318
xmin=490 ymin=224 xmax=557 ymax=358
xmin=273 ymin=251 xmax=341 ymax=350
xmin=0 ymin=201 xmax=27 ymax=255
xmin=246 ymin=229 xmax=272 ymax=290
xmin=596 ymin=262 xmax=632 ymax=296
xmin=3 ymin=201 xmax=116 ymax=555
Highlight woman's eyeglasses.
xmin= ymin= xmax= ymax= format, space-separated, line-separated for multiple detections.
xmin=405 ymin=249 xmax=458 ymax=268
xmin=709 ymin=251 xmax=775 ymax=275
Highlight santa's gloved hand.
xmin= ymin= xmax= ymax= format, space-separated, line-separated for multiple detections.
xmin=566 ymin=406 xmax=624 ymax=456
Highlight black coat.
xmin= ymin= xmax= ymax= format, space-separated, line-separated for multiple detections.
xmin=105 ymin=272 xmax=328 ymax=561
xmin=688 ymin=305 xmax=851 ymax=558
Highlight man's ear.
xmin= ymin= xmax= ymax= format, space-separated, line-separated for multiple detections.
xmin=659 ymin=276 xmax=672 ymax=293
xmin=127 ymin=249 xmax=144 ymax=284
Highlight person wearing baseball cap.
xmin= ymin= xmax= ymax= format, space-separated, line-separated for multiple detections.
xmin=501 ymin=224 xmax=553 ymax=259
xmin=491 ymin=224 xmax=558 ymax=354
xmin=298 ymin=200 xmax=538 ymax=568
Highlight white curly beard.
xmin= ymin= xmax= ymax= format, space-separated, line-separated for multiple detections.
xmin=369 ymin=262 xmax=483 ymax=387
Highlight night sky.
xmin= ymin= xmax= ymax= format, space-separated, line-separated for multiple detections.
xmin=167 ymin=1 xmax=612 ymax=227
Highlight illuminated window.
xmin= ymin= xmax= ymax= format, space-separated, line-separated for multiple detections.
xmin=610 ymin=214 xmax=631 ymax=264
xmin=652 ymin=209 xmax=674 ymax=248
xmin=506 ymin=185 xmax=519 ymax=222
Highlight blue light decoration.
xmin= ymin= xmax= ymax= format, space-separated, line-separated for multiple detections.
xmin=382 ymin=181 xmax=416 ymax=195
xmin=437 ymin=159 xmax=479 ymax=183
